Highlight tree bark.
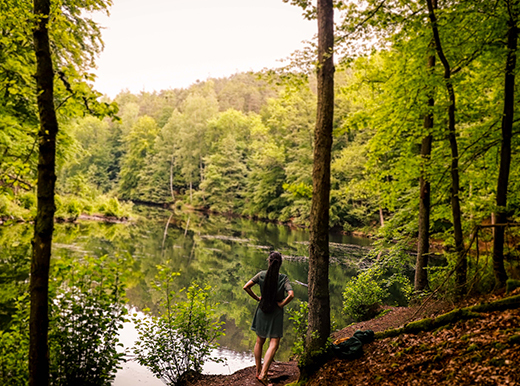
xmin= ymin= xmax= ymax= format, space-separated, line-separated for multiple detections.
xmin=30 ymin=0 xmax=58 ymax=385
xmin=170 ymin=154 xmax=175 ymax=202
xmin=493 ymin=0 xmax=518 ymax=289
xmin=302 ymin=0 xmax=334 ymax=376
xmin=425 ymin=0 xmax=466 ymax=298
xmin=415 ymin=51 xmax=435 ymax=292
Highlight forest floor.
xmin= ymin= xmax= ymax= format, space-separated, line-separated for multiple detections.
xmin=182 ymin=289 xmax=520 ymax=386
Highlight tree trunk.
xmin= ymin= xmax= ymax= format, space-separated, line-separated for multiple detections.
xmin=425 ymin=0 xmax=465 ymax=297
xmin=170 ymin=154 xmax=175 ymax=202
xmin=302 ymin=0 xmax=334 ymax=377
xmin=415 ymin=135 xmax=433 ymax=291
xmin=415 ymin=51 xmax=435 ymax=292
xmin=493 ymin=0 xmax=518 ymax=289
xmin=30 ymin=0 xmax=58 ymax=385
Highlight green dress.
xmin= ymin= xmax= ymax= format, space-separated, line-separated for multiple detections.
xmin=250 ymin=271 xmax=293 ymax=338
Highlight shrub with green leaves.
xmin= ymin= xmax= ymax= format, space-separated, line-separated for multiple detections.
xmin=343 ymin=266 xmax=389 ymax=322
xmin=287 ymin=300 xmax=308 ymax=358
xmin=17 ymin=191 xmax=36 ymax=210
xmin=49 ymin=255 xmax=128 ymax=386
xmin=0 ymin=255 xmax=128 ymax=386
xmin=0 ymin=193 xmax=31 ymax=220
xmin=0 ymin=195 xmax=8 ymax=216
xmin=133 ymin=266 xmax=225 ymax=385
xmin=343 ymin=249 xmax=414 ymax=321
xmin=97 ymin=196 xmax=132 ymax=219
xmin=0 ymin=295 xmax=29 ymax=386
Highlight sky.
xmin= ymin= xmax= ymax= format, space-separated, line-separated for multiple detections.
xmin=92 ymin=0 xmax=316 ymax=98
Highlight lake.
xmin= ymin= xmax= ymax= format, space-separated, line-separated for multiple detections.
xmin=0 ymin=206 xmax=372 ymax=384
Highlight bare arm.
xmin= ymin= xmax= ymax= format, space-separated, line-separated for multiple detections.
xmin=277 ymin=290 xmax=295 ymax=309
xmin=243 ymin=280 xmax=260 ymax=302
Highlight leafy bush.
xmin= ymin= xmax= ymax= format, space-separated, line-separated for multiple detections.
xmin=0 ymin=255 xmax=128 ymax=386
xmin=49 ymin=255 xmax=128 ymax=386
xmin=0 ymin=195 xmax=9 ymax=217
xmin=0 ymin=194 xmax=31 ymax=220
xmin=287 ymin=300 xmax=308 ymax=358
xmin=55 ymin=195 xmax=87 ymax=220
xmin=0 ymin=295 xmax=29 ymax=386
xmin=343 ymin=266 xmax=389 ymax=322
xmin=97 ymin=196 xmax=132 ymax=219
xmin=133 ymin=266 xmax=225 ymax=385
xmin=17 ymin=192 xmax=36 ymax=210
xmin=343 ymin=249 xmax=414 ymax=322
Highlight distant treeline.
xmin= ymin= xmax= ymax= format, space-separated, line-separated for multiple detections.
xmin=3 ymin=66 xmax=520 ymax=241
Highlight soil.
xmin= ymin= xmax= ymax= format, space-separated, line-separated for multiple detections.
xmin=181 ymin=291 xmax=520 ymax=386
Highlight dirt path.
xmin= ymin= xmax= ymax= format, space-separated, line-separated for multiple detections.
xmin=182 ymin=298 xmax=454 ymax=386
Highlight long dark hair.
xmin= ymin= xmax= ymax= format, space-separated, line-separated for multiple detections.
xmin=259 ymin=251 xmax=282 ymax=313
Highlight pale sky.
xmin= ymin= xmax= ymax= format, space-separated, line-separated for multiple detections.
xmin=93 ymin=0 xmax=316 ymax=98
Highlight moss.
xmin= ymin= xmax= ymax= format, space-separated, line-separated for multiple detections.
xmin=405 ymin=318 xmax=434 ymax=334
xmin=373 ymin=294 xmax=520 ymax=343
xmin=488 ymin=358 xmax=506 ymax=367
xmin=375 ymin=327 xmax=404 ymax=339
xmin=508 ymin=335 xmax=520 ymax=344
xmin=466 ymin=343 xmax=478 ymax=352
xmin=375 ymin=309 xmax=392 ymax=319
xmin=470 ymin=294 xmax=520 ymax=313
xmin=433 ymin=353 xmax=445 ymax=362
xmin=471 ymin=354 xmax=483 ymax=363
xmin=494 ymin=342 xmax=506 ymax=350
xmin=506 ymin=279 xmax=520 ymax=294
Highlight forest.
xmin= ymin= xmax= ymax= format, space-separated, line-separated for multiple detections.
xmin=3 ymin=1 xmax=519 ymax=284
xmin=1 ymin=0 xmax=520 ymax=385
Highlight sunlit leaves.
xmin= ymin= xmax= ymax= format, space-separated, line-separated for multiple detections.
xmin=133 ymin=273 xmax=225 ymax=386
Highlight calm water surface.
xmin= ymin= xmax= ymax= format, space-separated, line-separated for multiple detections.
xmin=1 ymin=207 xmax=372 ymax=384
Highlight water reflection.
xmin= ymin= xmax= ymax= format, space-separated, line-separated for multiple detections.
xmin=0 ymin=207 xmax=371 ymax=379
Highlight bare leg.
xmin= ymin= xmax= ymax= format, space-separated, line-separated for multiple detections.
xmin=254 ymin=336 xmax=266 ymax=377
xmin=258 ymin=337 xmax=280 ymax=381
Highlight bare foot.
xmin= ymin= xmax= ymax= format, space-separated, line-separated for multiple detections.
xmin=256 ymin=375 xmax=269 ymax=385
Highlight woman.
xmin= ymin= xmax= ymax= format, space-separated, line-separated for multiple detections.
xmin=243 ymin=251 xmax=294 ymax=385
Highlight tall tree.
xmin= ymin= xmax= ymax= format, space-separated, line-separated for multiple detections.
xmin=118 ymin=116 xmax=159 ymax=200
xmin=303 ymin=0 xmax=334 ymax=376
xmin=425 ymin=0 xmax=466 ymax=297
xmin=30 ymin=0 xmax=58 ymax=384
xmin=415 ymin=39 xmax=436 ymax=292
xmin=493 ymin=0 xmax=519 ymax=289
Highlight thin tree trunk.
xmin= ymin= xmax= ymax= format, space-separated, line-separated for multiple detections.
xmin=493 ymin=0 xmax=518 ymax=289
xmin=170 ymin=154 xmax=175 ymax=202
xmin=303 ymin=0 xmax=334 ymax=376
xmin=491 ymin=212 xmax=496 ymax=239
xmin=30 ymin=0 xmax=58 ymax=384
xmin=415 ymin=50 xmax=435 ymax=292
xmin=425 ymin=0 xmax=466 ymax=297
xmin=379 ymin=207 xmax=385 ymax=227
